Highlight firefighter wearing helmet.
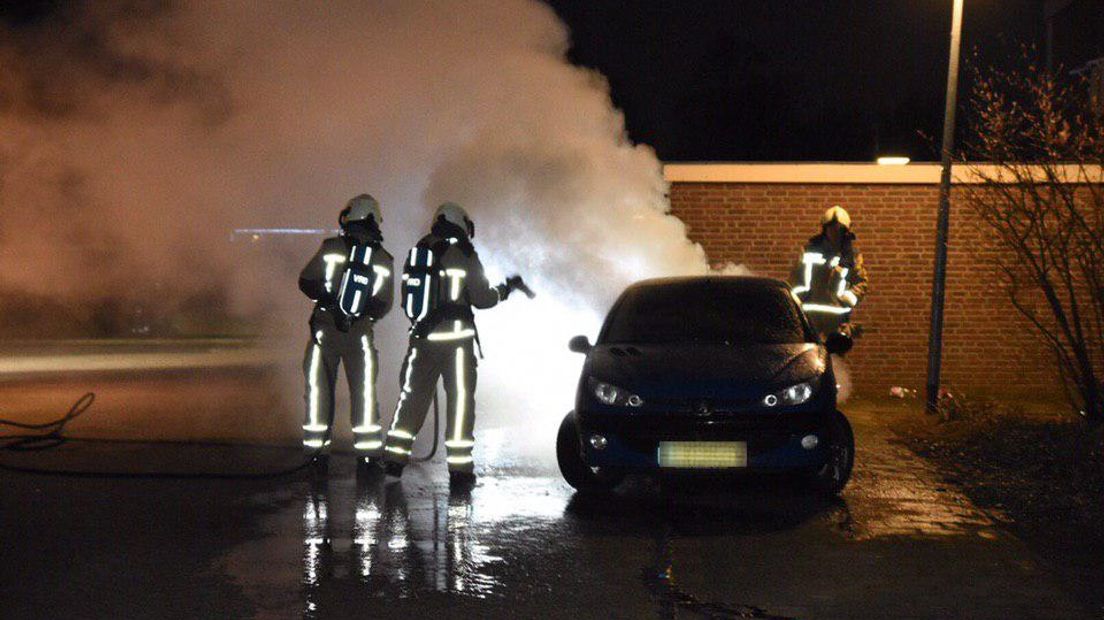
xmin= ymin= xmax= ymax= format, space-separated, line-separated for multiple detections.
xmin=789 ymin=205 xmax=869 ymax=341
xmin=298 ymin=194 xmax=395 ymax=476
xmin=383 ymin=202 xmax=528 ymax=487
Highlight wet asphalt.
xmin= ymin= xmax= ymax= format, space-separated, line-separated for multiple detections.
xmin=0 ymin=404 xmax=1094 ymax=620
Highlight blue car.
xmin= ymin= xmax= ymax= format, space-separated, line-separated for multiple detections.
xmin=556 ymin=276 xmax=855 ymax=495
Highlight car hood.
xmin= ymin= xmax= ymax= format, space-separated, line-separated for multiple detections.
xmin=584 ymin=342 xmax=828 ymax=401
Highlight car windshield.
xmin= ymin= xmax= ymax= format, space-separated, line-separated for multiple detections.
xmin=600 ymin=279 xmax=811 ymax=346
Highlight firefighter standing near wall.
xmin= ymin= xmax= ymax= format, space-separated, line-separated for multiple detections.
xmin=790 ymin=205 xmax=869 ymax=341
xmin=299 ymin=194 xmax=395 ymax=476
xmin=383 ymin=202 xmax=528 ymax=487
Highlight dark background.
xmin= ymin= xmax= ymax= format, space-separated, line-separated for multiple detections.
xmin=4 ymin=0 xmax=1102 ymax=162
xmin=546 ymin=0 xmax=1101 ymax=162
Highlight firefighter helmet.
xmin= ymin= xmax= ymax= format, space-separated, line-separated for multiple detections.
xmin=433 ymin=202 xmax=475 ymax=238
xmin=821 ymin=205 xmax=851 ymax=229
xmin=340 ymin=194 xmax=382 ymax=228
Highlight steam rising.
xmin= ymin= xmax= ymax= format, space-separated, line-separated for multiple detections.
xmin=0 ymin=1 xmax=707 ymax=456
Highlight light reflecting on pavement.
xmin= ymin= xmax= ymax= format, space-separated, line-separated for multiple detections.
xmin=353 ymin=492 xmax=380 ymax=578
xmin=298 ymin=467 xmax=573 ymax=613
xmin=845 ymin=426 xmax=1000 ymax=540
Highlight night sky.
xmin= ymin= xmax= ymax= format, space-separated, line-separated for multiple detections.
xmin=2 ymin=1 xmax=1056 ymax=162
xmin=547 ymin=0 xmax=1047 ymax=162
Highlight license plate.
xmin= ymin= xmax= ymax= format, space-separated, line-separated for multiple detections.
xmin=657 ymin=441 xmax=748 ymax=469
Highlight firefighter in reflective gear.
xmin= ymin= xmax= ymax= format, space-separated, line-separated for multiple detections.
xmin=789 ymin=205 xmax=869 ymax=340
xmin=383 ymin=202 xmax=524 ymax=486
xmin=299 ymin=194 xmax=394 ymax=474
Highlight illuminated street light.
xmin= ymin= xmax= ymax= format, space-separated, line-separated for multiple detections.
xmin=876 ymin=156 xmax=911 ymax=165
xmin=926 ymin=0 xmax=965 ymax=414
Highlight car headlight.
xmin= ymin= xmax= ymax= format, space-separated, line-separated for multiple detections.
xmin=762 ymin=382 xmax=815 ymax=408
xmin=589 ymin=378 xmax=644 ymax=407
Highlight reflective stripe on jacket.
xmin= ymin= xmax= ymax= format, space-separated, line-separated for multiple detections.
xmin=789 ymin=238 xmax=868 ymax=316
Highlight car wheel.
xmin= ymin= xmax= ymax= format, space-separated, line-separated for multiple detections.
xmin=807 ymin=410 xmax=854 ymax=496
xmin=556 ymin=412 xmax=623 ymax=493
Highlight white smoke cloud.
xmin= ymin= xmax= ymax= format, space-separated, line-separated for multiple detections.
xmin=0 ymin=1 xmax=708 ymax=457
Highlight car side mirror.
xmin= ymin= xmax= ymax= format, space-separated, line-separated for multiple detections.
xmin=568 ymin=335 xmax=593 ymax=354
xmin=824 ymin=331 xmax=853 ymax=356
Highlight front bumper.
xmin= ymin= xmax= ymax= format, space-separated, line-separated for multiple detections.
xmin=576 ymin=410 xmax=830 ymax=472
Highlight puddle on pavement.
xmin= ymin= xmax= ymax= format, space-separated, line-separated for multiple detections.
xmin=299 ymin=484 xmax=502 ymax=609
xmin=221 ymin=465 xmax=574 ymax=616
xmin=221 ymin=438 xmax=1005 ymax=618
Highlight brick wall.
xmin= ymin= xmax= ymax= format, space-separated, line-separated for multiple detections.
xmin=666 ymin=165 xmax=1060 ymax=398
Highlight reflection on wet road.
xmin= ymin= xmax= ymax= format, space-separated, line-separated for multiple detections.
xmin=1 ymin=405 xmax=1094 ymax=619
xmin=217 ymin=446 xmax=1086 ymax=619
xmin=299 ymin=477 xmax=515 ymax=607
xmin=219 ymin=408 xmax=1090 ymax=619
xmin=289 ymin=469 xmax=571 ymax=616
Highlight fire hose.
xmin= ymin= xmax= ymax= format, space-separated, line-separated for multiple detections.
xmin=408 ymin=275 xmax=532 ymax=461
xmin=0 ymin=392 xmax=325 ymax=479
xmin=0 ymin=389 xmax=444 ymax=477
xmin=2 ymin=281 xmax=533 ymax=477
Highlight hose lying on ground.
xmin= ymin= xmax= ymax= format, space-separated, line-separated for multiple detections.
xmin=1 ymin=384 xmax=447 ymax=478
xmin=0 ymin=392 xmax=323 ymax=479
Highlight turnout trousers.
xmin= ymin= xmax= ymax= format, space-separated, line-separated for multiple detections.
xmin=384 ymin=335 xmax=478 ymax=473
xmin=302 ymin=307 xmax=383 ymax=457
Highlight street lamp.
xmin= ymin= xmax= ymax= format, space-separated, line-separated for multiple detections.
xmin=876 ymin=156 xmax=911 ymax=165
xmin=926 ymin=0 xmax=965 ymax=414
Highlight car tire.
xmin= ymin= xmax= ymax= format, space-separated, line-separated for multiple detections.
xmin=556 ymin=412 xmax=623 ymax=493
xmin=806 ymin=410 xmax=854 ymax=496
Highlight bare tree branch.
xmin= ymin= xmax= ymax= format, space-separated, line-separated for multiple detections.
xmin=961 ymin=54 xmax=1103 ymax=422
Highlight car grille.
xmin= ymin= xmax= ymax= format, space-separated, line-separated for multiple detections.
xmin=642 ymin=397 xmax=763 ymax=415
xmin=581 ymin=410 xmax=821 ymax=453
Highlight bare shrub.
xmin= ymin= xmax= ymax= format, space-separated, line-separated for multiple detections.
xmin=960 ymin=55 xmax=1104 ymax=422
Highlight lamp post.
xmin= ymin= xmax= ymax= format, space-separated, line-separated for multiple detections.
xmin=925 ymin=0 xmax=965 ymax=414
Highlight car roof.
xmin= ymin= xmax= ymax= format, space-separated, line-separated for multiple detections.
xmin=624 ymin=275 xmax=791 ymax=293
xmin=599 ymin=275 xmax=813 ymax=344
